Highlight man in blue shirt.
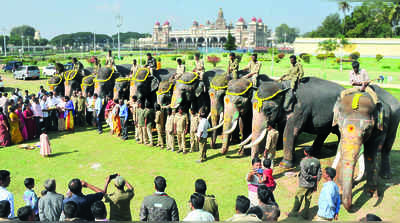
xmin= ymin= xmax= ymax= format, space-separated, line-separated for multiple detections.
xmin=316 ymin=167 xmax=340 ymax=221
xmin=63 ymin=178 xmax=104 ymax=221
xmin=119 ymin=99 xmax=129 ymax=140
xmin=93 ymin=93 xmax=103 ymax=134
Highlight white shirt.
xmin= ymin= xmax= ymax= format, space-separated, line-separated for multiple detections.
xmin=0 ymin=186 xmax=14 ymax=218
xmin=183 ymin=209 xmax=214 ymax=222
xmin=197 ymin=118 xmax=210 ymax=138
xmin=40 ymin=100 xmax=49 ymax=118
xmin=47 ymin=97 xmax=58 ymax=108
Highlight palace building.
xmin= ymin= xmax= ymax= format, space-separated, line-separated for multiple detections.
xmin=138 ymin=8 xmax=271 ymax=49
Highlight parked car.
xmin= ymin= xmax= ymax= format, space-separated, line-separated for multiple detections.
xmin=3 ymin=61 xmax=23 ymax=72
xmin=43 ymin=65 xmax=56 ymax=76
xmin=13 ymin=66 xmax=41 ymax=80
xmin=64 ymin=62 xmax=74 ymax=71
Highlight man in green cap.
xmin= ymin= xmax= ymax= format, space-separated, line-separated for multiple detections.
xmin=243 ymin=53 xmax=262 ymax=88
xmin=227 ymin=53 xmax=240 ymax=80
xmin=279 ymin=55 xmax=304 ymax=112
xmin=104 ymin=174 xmax=134 ymax=221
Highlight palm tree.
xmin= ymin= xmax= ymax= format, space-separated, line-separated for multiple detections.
xmin=338 ymin=1 xmax=351 ymax=36
xmin=389 ymin=1 xmax=400 ymax=36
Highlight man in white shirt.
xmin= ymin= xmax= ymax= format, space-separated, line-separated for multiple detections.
xmin=47 ymin=92 xmax=59 ymax=131
xmin=86 ymin=92 xmax=94 ymax=126
xmin=94 ymin=93 xmax=103 ymax=134
xmin=183 ymin=193 xmax=214 ymax=222
xmin=41 ymin=95 xmax=50 ymax=131
xmin=0 ymin=170 xmax=14 ymax=218
xmin=196 ymin=111 xmax=210 ymax=163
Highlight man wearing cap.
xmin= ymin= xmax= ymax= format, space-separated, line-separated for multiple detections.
xmin=144 ymin=102 xmax=155 ymax=146
xmin=165 ymin=108 xmax=175 ymax=151
xmin=174 ymin=107 xmax=189 ymax=154
xmin=144 ymin=53 xmax=157 ymax=76
xmin=279 ymin=55 xmax=304 ymax=112
xmin=288 ymin=147 xmax=321 ymax=220
xmin=104 ymin=175 xmax=134 ymax=221
xmin=227 ymin=53 xmax=240 ymax=80
xmin=196 ymin=111 xmax=210 ymax=162
xmin=243 ymin=54 xmax=262 ymax=88
xmin=193 ymin=54 xmax=205 ymax=80
xmin=189 ymin=109 xmax=200 ymax=153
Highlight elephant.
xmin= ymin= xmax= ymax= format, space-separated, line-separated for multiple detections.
xmin=156 ymin=80 xmax=174 ymax=106
xmin=64 ymin=68 xmax=93 ymax=96
xmin=330 ymin=86 xmax=400 ymax=211
xmin=94 ymin=64 xmax=130 ymax=98
xmin=47 ymin=63 xmax=65 ymax=96
xmin=81 ymin=74 xmax=96 ymax=97
xmin=114 ymin=77 xmax=131 ymax=100
xmin=131 ymin=68 xmax=175 ymax=105
xmin=242 ymin=77 xmax=344 ymax=164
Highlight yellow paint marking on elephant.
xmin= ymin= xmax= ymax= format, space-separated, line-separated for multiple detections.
xmin=209 ymin=92 xmax=215 ymax=98
xmin=253 ymin=89 xmax=283 ymax=112
xmin=210 ymin=82 xmax=228 ymax=91
xmin=47 ymin=73 xmax=63 ymax=87
xmin=352 ymin=93 xmax=363 ymax=110
xmin=224 ymin=97 xmax=230 ymax=104
xmin=132 ymin=68 xmax=150 ymax=82
xmin=94 ymin=68 xmax=115 ymax=83
xmin=346 ymin=124 xmax=356 ymax=133
xmin=226 ymin=82 xmax=252 ymax=96
xmin=116 ymin=77 xmax=131 ymax=82
xmin=157 ymin=83 xmax=173 ymax=95
xmin=177 ymin=72 xmax=199 ymax=84
xmin=81 ymin=74 xmax=95 ymax=91
xmin=65 ymin=70 xmax=78 ymax=81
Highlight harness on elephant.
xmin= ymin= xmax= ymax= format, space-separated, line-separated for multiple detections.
xmin=253 ymin=89 xmax=284 ymax=112
xmin=157 ymin=83 xmax=173 ymax=95
xmin=352 ymin=93 xmax=363 ymax=110
xmin=64 ymin=70 xmax=79 ymax=81
xmin=226 ymin=82 xmax=252 ymax=96
xmin=47 ymin=73 xmax=63 ymax=86
xmin=116 ymin=77 xmax=131 ymax=82
xmin=94 ymin=67 xmax=115 ymax=83
xmin=132 ymin=68 xmax=150 ymax=82
xmin=81 ymin=73 xmax=96 ymax=91
xmin=177 ymin=72 xmax=199 ymax=84
xmin=210 ymin=82 xmax=228 ymax=91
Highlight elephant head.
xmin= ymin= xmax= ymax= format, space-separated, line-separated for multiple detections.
xmin=156 ymin=80 xmax=174 ymax=106
xmin=114 ymin=77 xmax=131 ymax=100
xmin=47 ymin=74 xmax=65 ymax=96
xmin=64 ymin=69 xmax=87 ymax=96
xmin=220 ymin=78 xmax=254 ymax=154
xmin=81 ymin=74 xmax=95 ymax=97
xmin=331 ymin=92 xmax=380 ymax=211
xmin=208 ymin=75 xmax=229 ymax=148
xmin=130 ymin=68 xmax=159 ymax=104
xmin=170 ymin=72 xmax=205 ymax=112
xmin=94 ymin=67 xmax=119 ymax=98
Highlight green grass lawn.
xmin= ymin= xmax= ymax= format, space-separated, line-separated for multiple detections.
xmin=0 ymin=59 xmax=400 ymax=221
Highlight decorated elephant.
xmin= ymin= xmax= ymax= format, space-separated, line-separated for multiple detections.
xmin=81 ymin=73 xmax=96 ymax=97
xmin=241 ymin=77 xmax=344 ymax=163
xmin=114 ymin=77 xmax=131 ymax=100
xmin=94 ymin=64 xmax=130 ymax=98
xmin=47 ymin=63 xmax=65 ymax=96
xmin=331 ymin=86 xmax=400 ymax=211
xmin=131 ymin=68 xmax=175 ymax=105
xmin=64 ymin=68 xmax=93 ymax=96
xmin=156 ymin=80 xmax=174 ymax=106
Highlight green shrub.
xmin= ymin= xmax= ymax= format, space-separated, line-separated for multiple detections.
xmin=376 ymin=54 xmax=383 ymax=62
xmin=141 ymin=60 xmax=146 ymax=65
xmin=327 ymin=52 xmax=336 ymax=58
xmin=187 ymin=55 xmax=194 ymax=60
xmin=382 ymin=65 xmax=391 ymax=69
xmin=316 ymin=54 xmax=327 ymax=61
xmin=171 ymin=56 xmax=177 ymax=61
xmin=300 ymin=54 xmax=311 ymax=64
xmin=222 ymin=53 xmax=228 ymax=58
xmin=349 ymin=51 xmax=360 ymax=61
xmin=277 ymin=53 xmax=285 ymax=59
xmin=274 ymin=55 xmax=281 ymax=63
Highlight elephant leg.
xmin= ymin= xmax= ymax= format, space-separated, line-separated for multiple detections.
xmin=311 ymin=131 xmax=330 ymax=155
xmin=280 ymin=112 xmax=304 ymax=168
xmin=239 ymin=116 xmax=244 ymax=142
xmin=364 ymin=134 xmax=385 ymax=196
xmin=380 ymin=127 xmax=396 ymax=179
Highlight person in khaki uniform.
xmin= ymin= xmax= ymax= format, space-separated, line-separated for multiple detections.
xmin=94 ymin=57 xmax=101 ymax=74
xmin=227 ymin=53 xmax=240 ymax=80
xmin=194 ymin=179 xmax=220 ymax=221
xmin=174 ymin=107 xmax=188 ymax=154
xmin=105 ymin=50 xmax=115 ymax=68
xmin=130 ymin=59 xmax=139 ymax=78
xmin=136 ymin=101 xmax=146 ymax=144
xmin=129 ymin=96 xmax=139 ymax=141
xmin=76 ymin=91 xmax=86 ymax=126
xmin=172 ymin=59 xmax=185 ymax=81
xmin=144 ymin=102 xmax=155 ymax=146
xmin=264 ymin=125 xmax=279 ymax=168
xmin=192 ymin=54 xmax=205 ymax=80
xmin=189 ymin=109 xmax=200 ymax=152
xmin=243 ymin=54 xmax=262 ymax=88
xmin=279 ymin=55 xmax=304 ymax=112
xmin=154 ymin=104 xmax=165 ymax=149
xmin=165 ymin=108 xmax=175 ymax=151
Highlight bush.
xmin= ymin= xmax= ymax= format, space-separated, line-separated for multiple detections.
xmin=47 ymin=58 xmax=56 ymax=64
xmin=376 ymin=54 xmax=383 ymax=62
xmin=171 ymin=56 xmax=177 ymax=61
xmin=349 ymin=51 xmax=360 ymax=61
xmin=222 ymin=53 xmax=228 ymax=58
xmin=274 ymin=55 xmax=281 ymax=63
xmin=327 ymin=52 xmax=336 ymax=58
xmin=382 ymin=65 xmax=391 ymax=69
xmin=141 ymin=60 xmax=146 ymax=65
xmin=316 ymin=54 xmax=327 ymax=61
xmin=207 ymin=55 xmax=221 ymax=67
xmin=187 ymin=55 xmax=194 ymax=60
xmin=300 ymin=54 xmax=311 ymax=64
xmin=277 ymin=53 xmax=285 ymax=59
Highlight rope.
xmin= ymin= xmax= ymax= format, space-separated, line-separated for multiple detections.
xmin=132 ymin=68 xmax=149 ymax=82
xmin=47 ymin=73 xmax=63 ymax=86
xmin=352 ymin=93 xmax=363 ymax=110
xmin=157 ymin=83 xmax=173 ymax=95
xmin=81 ymin=73 xmax=95 ymax=90
xmin=177 ymin=72 xmax=199 ymax=84
xmin=253 ymin=89 xmax=283 ymax=112
xmin=116 ymin=77 xmax=131 ymax=82
xmin=210 ymin=82 xmax=228 ymax=91
xmin=226 ymin=82 xmax=252 ymax=96
xmin=94 ymin=67 xmax=115 ymax=83
xmin=64 ymin=70 xmax=78 ymax=81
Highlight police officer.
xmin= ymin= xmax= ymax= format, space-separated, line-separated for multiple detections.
xmin=264 ymin=124 xmax=279 ymax=167
xmin=279 ymin=55 xmax=304 ymax=112
xmin=243 ymin=53 xmax=262 ymax=88
xmin=144 ymin=102 xmax=155 ymax=146
xmin=193 ymin=53 xmax=205 ymax=80
xmin=174 ymin=107 xmax=189 ymax=154
xmin=155 ymin=104 xmax=165 ymax=149
xmin=165 ymin=108 xmax=176 ymax=151
xmin=288 ymin=146 xmax=321 ymax=220
xmin=226 ymin=53 xmax=239 ymax=80
xmin=189 ymin=108 xmax=200 ymax=153
xmin=144 ymin=53 xmax=157 ymax=76
xmin=105 ymin=50 xmax=115 ymax=68
xmin=136 ymin=101 xmax=146 ymax=144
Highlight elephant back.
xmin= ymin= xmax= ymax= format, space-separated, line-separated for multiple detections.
xmin=133 ymin=68 xmax=150 ymax=82
xmin=157 ymin=80 xmax=173 ymax=95
xmin=204 ymin=69 xmax=225 ymax=89
xmin=210 ymin=74 xmax=229 ymax=92
xmin=178 ymin=72 xmax=199 ymax=85
xmin=116 ymin=64 xmax=131 ymax=77
xmin=154 ymin=68 xmax=176 ymax=82
xmin=227 ymin=78 xmax=253 ymax=96
xmin=97 ymin=67 xmax=117 ymax=81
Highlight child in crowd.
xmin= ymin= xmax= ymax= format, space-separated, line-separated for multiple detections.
xmin=40 ymin=129 xmax=51 ymax=157
xmin=262 ymin=159 xmax=276 ymax=191
xmin=23 ymin=178 xmax=39 ymax=218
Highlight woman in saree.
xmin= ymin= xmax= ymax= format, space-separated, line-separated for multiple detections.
xmin=16 ymin=103 xmax=28 ymax=140
xmin=0 ymin=107 xmax=11 ymax=147
xmin=104 ymin=96 xmax=115 ymax=133
xmin=112 ymin=99 xmax=121 ymax=136
xmin=9 ymin=105 xmax=23 ymax=145
xmin=64 ymin=96 xmax=75 ymax=131
xmin=23 ymin=103 xmax=37 ymax=140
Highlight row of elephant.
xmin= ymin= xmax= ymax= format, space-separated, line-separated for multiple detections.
xmin=47 ymin=65 xmax=400 ymax=211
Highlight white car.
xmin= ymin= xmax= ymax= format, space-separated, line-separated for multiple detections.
xmin=43 ymin=65 xmax=56 ymax=76
xmin=13 ymin=66 xmax=41 ymax=80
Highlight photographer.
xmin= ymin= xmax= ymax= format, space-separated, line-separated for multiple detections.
xmin=246 ymin=157 xmax=263 ymax=207
xmin=104 ymin=174 xmax=134 ymax=221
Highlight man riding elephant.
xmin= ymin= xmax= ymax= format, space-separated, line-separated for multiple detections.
xmin=226 ymin=53 xmax=240 ymax=80
xmin=242 ymin=53 xmax=262 ymax=88
xmin=331 ymin=86 xmax=400 ymax=211
xmin=278 ymin=55 xmax=304 ymax=112
xmin=193 ymin=53 xmax=205 ymax=80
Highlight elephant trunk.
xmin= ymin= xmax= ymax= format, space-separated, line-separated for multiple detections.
xmin=171 ymin=89 xmax=183 ymax=109
xmin=210 ymin=104 xmax=222 ymax=149
xmin=341 ymin=159 xmax=355 ymax=211
xmin=221 ymin=101 xmax=239 ymax=154
xmin=113 ymin=87 xmax=119 ymax=100
xmin=249 ymin=109 xmax=268 ymax=158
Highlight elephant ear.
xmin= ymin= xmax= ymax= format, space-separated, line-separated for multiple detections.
xmin=195 ymin=81 xmax=205 ymax=97
xmin=332 ymin=101 xmax=340 ymax=127
xmin=375 ymin=105 xmax=384 ymax=131
xmin=151 ymin=77 xmax=160 ymax=93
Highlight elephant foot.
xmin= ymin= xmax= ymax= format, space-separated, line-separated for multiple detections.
xmin=279 ymin=159 xmax=294 ymax=169
xmin=238 ymin=146 xmax=244 ymax=156
xmin=210 ymin=142 xmax=215 ymax=149
xmin=379 ymin=169 xmax=392 ymax=179
xmin=221 ymin=147 xmax=228 ymax=155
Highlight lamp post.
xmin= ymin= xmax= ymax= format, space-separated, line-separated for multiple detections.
xmin=93 ymin=31 xmax=96 ymax=54
xmin=116 ymin=14 xmax=123 ymax=59
xmin=2 ymin=28 xmax=6 ymax=56
xmin=337 ymin=38 xmax=343 ymax=72
xmin=21 ymin=35 xmax=24 ymax=55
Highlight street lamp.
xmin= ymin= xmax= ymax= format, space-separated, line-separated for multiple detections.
xmin=115 ymin=14 xmax=123 ymax=59
xmin=21 ymin=35 xmax=24 ymax=55
xmin=93 ymin=31 xmax=96 ymax=54
xmin=2 ymin=28 xmax=6 ymax=56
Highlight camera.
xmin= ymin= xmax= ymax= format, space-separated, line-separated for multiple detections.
xmin=257 ymin=169 xmax=263 ymax=174
xmin=109 ymin=174 xmax=118 ymax=180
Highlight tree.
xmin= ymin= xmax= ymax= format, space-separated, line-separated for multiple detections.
xmin=10 ymin=25 xmax=35 ymax=39
xmin=50 ymin=32 xmax=112 ymax=46
xmin=338 ymin=1 xmax=351 ymax=36
xmin=304 ymin=13 xmax=342 ymax=37
xmin=111 ymin=32 xmax=151 ymax=43
xmin=224 ymin=31 xmax=237 ymax=51
xmin=275 ymin=24 xmax=300 ymax=43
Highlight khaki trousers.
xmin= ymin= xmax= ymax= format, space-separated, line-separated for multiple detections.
xmin=167 ymin=132 xmax=175 ymax=150
xmin=139 ymin=126 xmax=147 ymax=144
xmin=290 ymin=187 xmax=314 ymax=219
xmin=156 ymin=125 xmax=164 ymax=147
xmin=176 ymin=131 xmax=186 ymax=152
xmin=264 ymin=128 xmax=279 ymax=167
xmin=190 ymin=132 xmax=199 ymax=152
xmin=199 ymin=137 xmax=207 ymax=161
xmin=146 ymin=125 xmax=153 ymax=146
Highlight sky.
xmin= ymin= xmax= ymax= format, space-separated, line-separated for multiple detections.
xmin=1 ymin=0 xmax=344 ymax=39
